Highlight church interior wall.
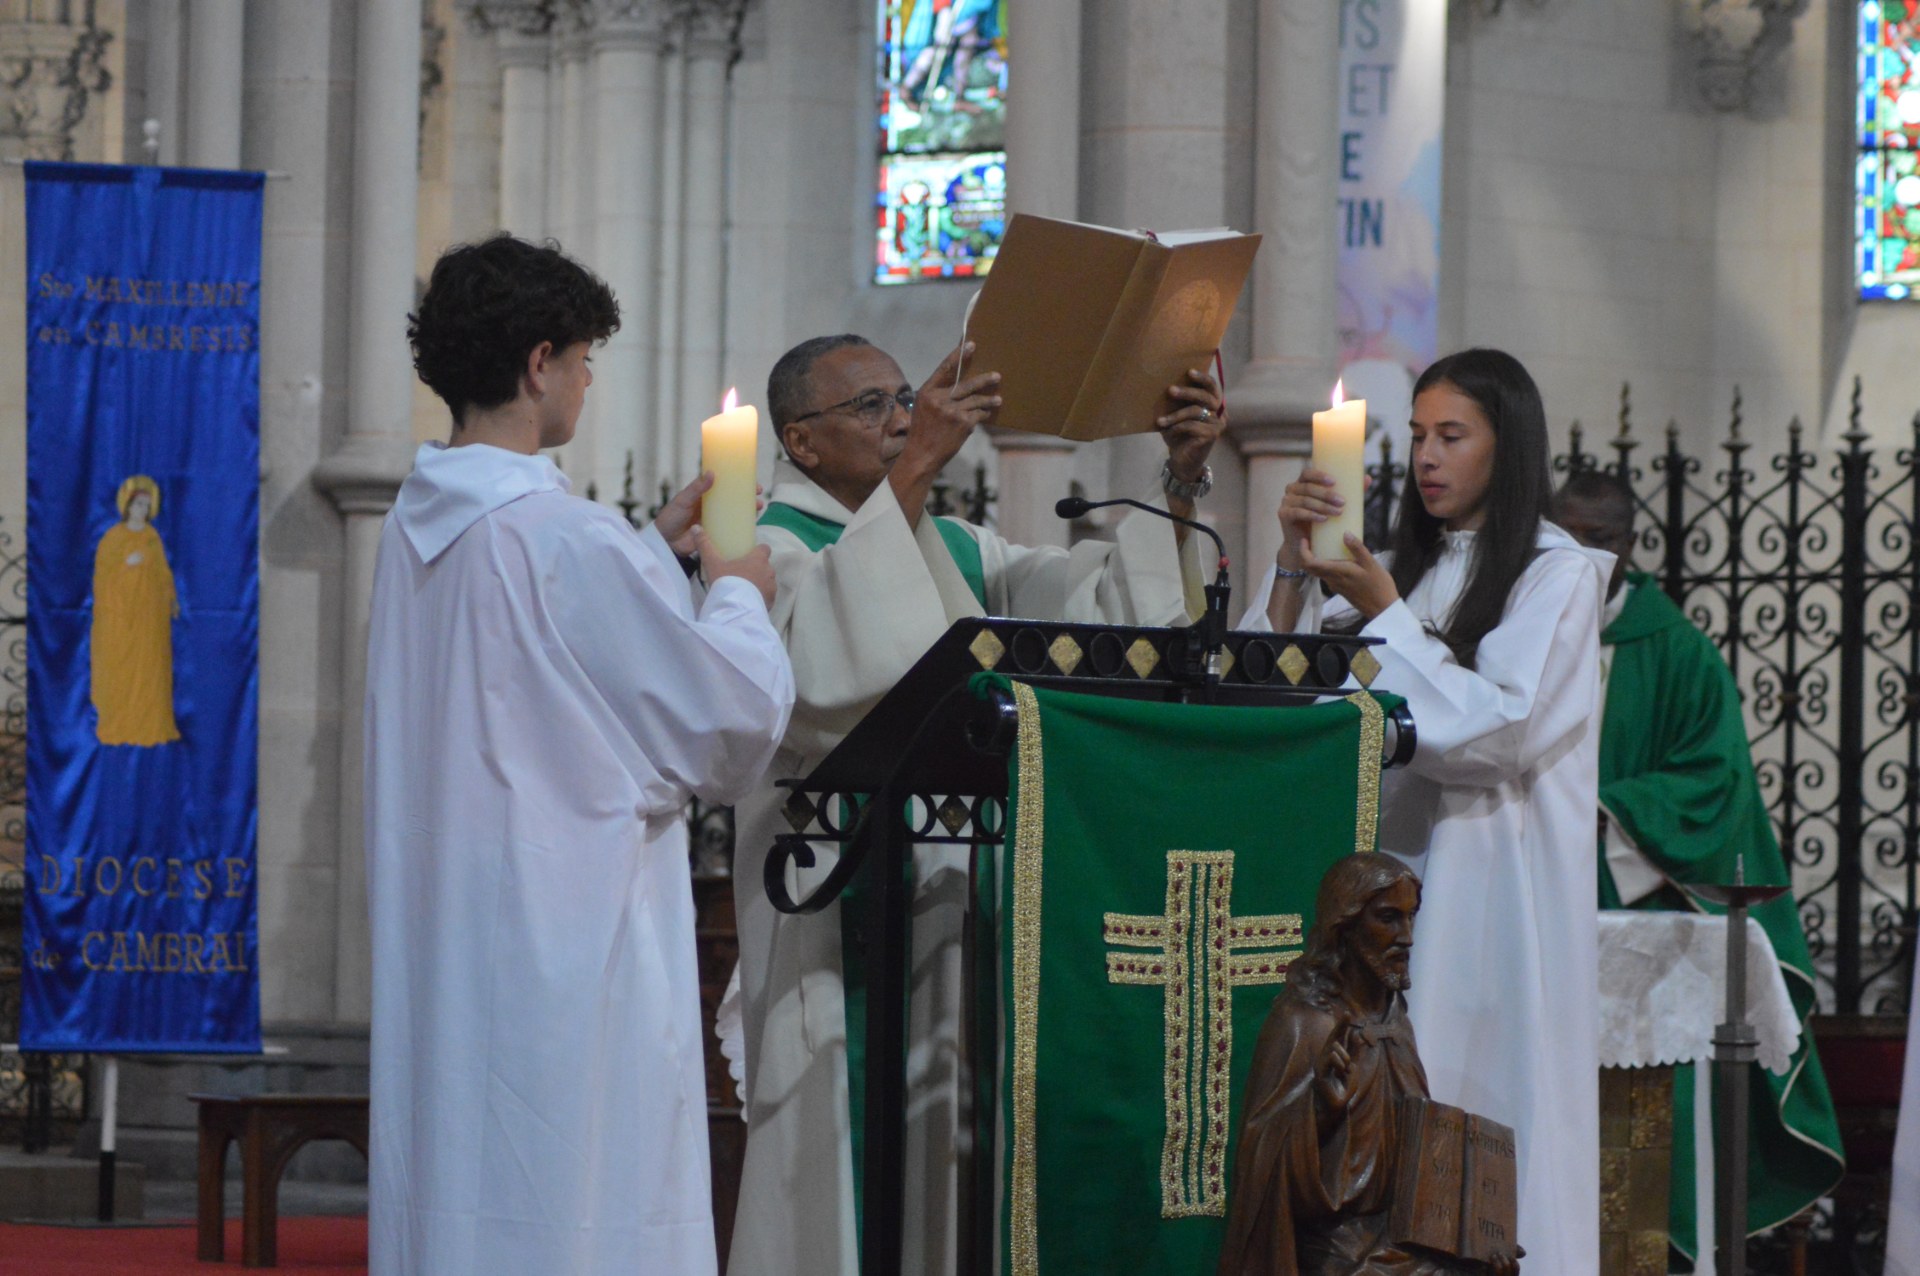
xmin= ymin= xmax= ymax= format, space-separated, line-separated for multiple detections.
xmin=1074 ymin=0 xmax=1257 ymax=549
xmin=1440 ymin=2 xmax=1723 ymax=453
xmin=1435 ymin=0 xmax=1917 ymax=457
xmin=1704 ymin=0 xmax=1848 ymax=446
xmin=241 ymin=0 xmax=357 ymax=1025
xmin=724 ymin=0 xmax=1000 ymax=499
xmin=412 ymin=0 xmax=504 ymax=447
xmin=3 ymin=0 xmax=1919 ymax=1051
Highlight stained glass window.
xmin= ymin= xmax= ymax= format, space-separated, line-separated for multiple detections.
xmin=874 ymin=1 xmax=1009 ymax=285
xmin=1858 ymin=0 xmax=1920 ymax=300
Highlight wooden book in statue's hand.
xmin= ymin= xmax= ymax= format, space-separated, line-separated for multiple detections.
xmin=1390 ymin=1097 xmax=1520 ymax=1268
xmin=1389 ymin=1096 xmax=1468 ymax=1251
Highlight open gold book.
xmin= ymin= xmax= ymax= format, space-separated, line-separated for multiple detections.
xmin=961 ymin=213 xmax=1260 ymax=441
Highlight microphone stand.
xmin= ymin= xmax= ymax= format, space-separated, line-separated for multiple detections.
xmin=1056 ymin=495 xmax=1231 ymax=696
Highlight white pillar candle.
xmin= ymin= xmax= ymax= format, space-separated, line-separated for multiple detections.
xmin=1310 ymin=381 xmax=1367 ymax=561
xmin=701 ymin=388 xmax=759 ymax=559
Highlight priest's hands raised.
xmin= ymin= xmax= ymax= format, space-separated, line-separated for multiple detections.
xmin=1156 ymin=366 xmax=1225 ymax=499
xmin=889 ymin=341 xmax=1001 ymax=528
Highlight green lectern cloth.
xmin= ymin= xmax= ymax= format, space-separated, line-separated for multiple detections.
xmin=1597 ymin=574 xmax=1845 ymax=1257
xmin=984 ymin=674 xmax=1394 ymax=1276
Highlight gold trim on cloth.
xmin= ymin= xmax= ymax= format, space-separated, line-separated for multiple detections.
xmin=1104 ymin=851 xmax=1305 ymax=1219
xmin=1343 ymin=691 xmax=1385 ymax=853
xmin=1008 ymin=681 xmax=1046 ymax=1275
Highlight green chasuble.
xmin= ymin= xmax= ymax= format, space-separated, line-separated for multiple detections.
xmin=988 ymin=674 xmax=1391 ymax=1276
xmin=1598 ymin=573 xmax=1845 ymax=1259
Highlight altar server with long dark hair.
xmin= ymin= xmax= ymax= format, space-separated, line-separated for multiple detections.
xmin=1243 ymin=348 xmax=1611 ymax=1276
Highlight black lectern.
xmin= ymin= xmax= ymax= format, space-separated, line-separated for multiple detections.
xmin=764 ymin=617 xmax=1414 ymax=1273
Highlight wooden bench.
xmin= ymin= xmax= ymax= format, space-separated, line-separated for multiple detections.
xmin=191 ymin=1093 xmax=369 ymax=1268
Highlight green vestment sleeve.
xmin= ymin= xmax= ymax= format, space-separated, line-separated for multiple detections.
xmin=1598 ymin=577 xmax=1786 ymax=908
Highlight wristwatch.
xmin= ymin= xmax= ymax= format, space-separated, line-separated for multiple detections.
xmin=1160 ymin=459 xmax=1214 ymax=502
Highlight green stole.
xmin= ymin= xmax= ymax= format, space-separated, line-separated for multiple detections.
xmin=1597 ymin=573 xmax=1845 ymax=1258
xmin=757 ymin=498 xmax=989 ymax=1254
xmin=757 ymin=500 xmax=988 ymax=610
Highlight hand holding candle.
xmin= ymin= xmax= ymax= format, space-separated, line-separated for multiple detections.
xmin=700 ymin=388 xmax=759 ymax=559
xmin=1310 ymin=381 xmax=1367 ymax=562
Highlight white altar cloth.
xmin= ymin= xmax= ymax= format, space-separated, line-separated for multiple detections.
xmin=1597 ymin=910 xmax=1800 ymax=1076
xmin=1597 ymin=911 xmax=1802 ymax=1276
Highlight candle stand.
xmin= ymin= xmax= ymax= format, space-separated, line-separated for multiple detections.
xmin=1692 ymin=868 xmax=1792 ymax=1276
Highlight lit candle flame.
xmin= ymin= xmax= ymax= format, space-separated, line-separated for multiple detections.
xmin=1331 ymin=379 xmax=1345 ymax=409
xmin=722 ymin=386 xmax=739 ymax=413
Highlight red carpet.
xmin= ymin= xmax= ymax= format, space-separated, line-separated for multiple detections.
xmin=0 ymin=1216 xmax=366 ymax=1274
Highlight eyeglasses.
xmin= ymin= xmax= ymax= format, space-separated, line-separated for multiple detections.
xmin=787 ymin=387 xmax=917 ymax=427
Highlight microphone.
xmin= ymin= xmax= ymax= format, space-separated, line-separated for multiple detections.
xmin=1055 ymin=494 xmax=1232 ymax=684
xmin=1054 ymin=495 xmax=1229 ymax=576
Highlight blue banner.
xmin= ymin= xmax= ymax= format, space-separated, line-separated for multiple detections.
xmin=21 ymin=162 xmax=263 ymax=1053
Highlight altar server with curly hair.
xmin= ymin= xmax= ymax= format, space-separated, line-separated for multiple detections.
xmin=364 ymin=234 xmax=794 ymax=1276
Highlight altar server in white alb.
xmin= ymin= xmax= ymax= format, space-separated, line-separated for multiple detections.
xmin=724 ymin=333 xmax=1222 ymax=1276
xmin=364 ymin=235 xmax=794 ymax=1276
xmin=1243 ymin=348 xmax=1611 ymax=1275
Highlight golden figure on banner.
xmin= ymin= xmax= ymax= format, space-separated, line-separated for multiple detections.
xmin=91 ymin=474 xmax=181 ymax=746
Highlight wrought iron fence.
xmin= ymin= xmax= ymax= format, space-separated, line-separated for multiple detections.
xmin=0 ymin=513 xmax=89 ymax=1150
xmin=1366 ymin=383 xmax=1920 ymax=1015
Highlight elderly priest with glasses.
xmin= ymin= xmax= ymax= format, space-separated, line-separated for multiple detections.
xmin=723 ymin=332 xmax=1223 ymax=1276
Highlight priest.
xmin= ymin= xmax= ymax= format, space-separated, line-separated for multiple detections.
xmin=1551 ymin=470 xmax=1844 ymax=1265
xmin=726 ymin=332 xmax=1221 ymax=1276
xmin=366 ymin=235 xmax=795 ymax=1275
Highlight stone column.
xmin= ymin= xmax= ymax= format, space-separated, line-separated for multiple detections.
xmin=651 ymin=37 xmax=686 ymax=486
xmin=551 ymin=7 xmax=597 ymax=483
xmin=1227 ymin=0 xmax=1341 ymax=574
xmin=185 ymin=0 xmax=245 ymax=168
xmin=311 ymin=0 xmax=424 ymax=1025
xmin=144 ymin=0 xmax=186 ymax=164
xmin=591 ymin=1 xmax=666 ymax=500
xmin=485 ymin=5 xmax=555 ymax=237
xmin=245 ymin=0 xmax=345 ymax=1026
xmin=674 ymin=14 xmax=730 ymax=469
xmin=986 ymin=0 xmax=1082 ymax=546
xmin=560 ymin=9 xmax=597 ymax=259
xmin=1001 ymin=0 xmax=1077 ymax=221
xmin=987 ymin=433 xmax=1075 ymax=548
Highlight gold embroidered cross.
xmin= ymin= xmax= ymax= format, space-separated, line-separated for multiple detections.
xmin=1104 ymin=849 xmax=1303 ymax=1219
